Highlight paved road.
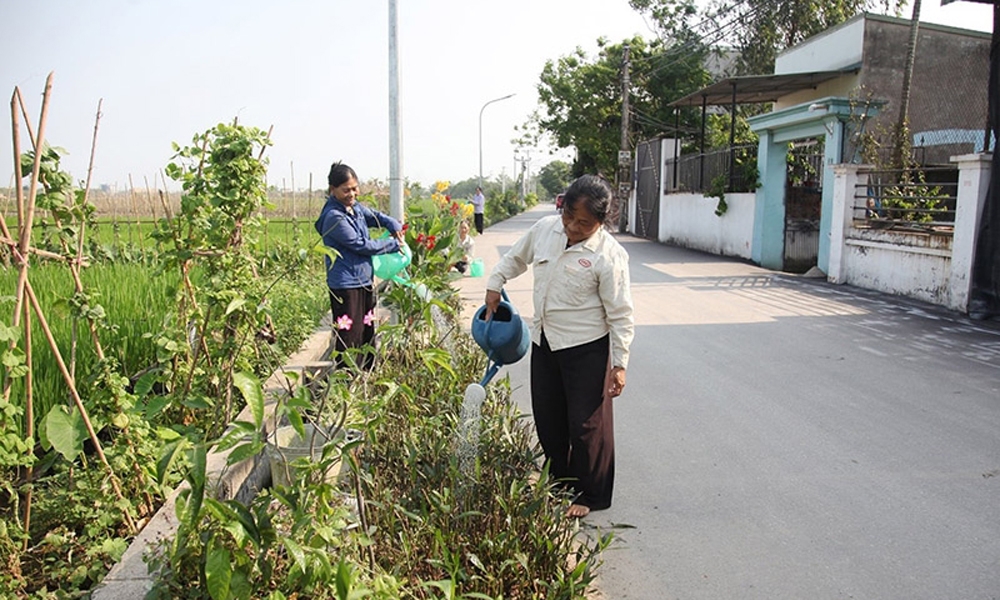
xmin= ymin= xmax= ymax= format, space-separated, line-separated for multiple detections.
xmin=456 ymin=205 xmax=1000 ymax=600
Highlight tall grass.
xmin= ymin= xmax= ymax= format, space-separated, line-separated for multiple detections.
xmin=1 ymin=262 xmax=180 ymax=435
xmin=86 ymin=218 xmax=317 ymax=253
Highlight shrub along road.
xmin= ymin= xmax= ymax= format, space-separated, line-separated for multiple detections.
xmin=456 ymin=203 xmax=1000 ymax=599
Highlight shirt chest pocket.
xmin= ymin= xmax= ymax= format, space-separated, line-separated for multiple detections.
xmin=555 ymin=263 xmax=596 ymax=306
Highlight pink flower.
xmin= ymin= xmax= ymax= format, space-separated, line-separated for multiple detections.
xmin=363 ymin=310 xmax=376 ymax=326
xmin=335 ymin=315 xmax=353 ymax=331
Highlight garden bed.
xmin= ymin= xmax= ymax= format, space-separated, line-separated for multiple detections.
xmin=93 ymin=324 xmax=337 ymax=599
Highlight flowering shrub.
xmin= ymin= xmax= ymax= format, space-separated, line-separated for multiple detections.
xmin=399 ymin=181 xmax=473 ymax=292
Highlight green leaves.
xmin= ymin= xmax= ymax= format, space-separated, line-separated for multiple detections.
xmin=205 ymin=538 xmax=232 ymax=600
xmin=44 ymin=405 xmax=87 ymax=461
xmin=232 ymin=371 xmax=263 ymax=428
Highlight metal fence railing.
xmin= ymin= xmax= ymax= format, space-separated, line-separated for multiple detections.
xmin=854 ymin=166 xmax=959 ymax=232
xmin=664 ymin=145 xmax=758 ymax=194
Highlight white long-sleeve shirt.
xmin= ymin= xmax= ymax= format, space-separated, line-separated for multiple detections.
xmin=487 ymin=215 xmax=634 ymax=369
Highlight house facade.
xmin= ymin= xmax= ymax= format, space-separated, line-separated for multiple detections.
xmin=628 ymin=12 xmax=992 ymax=313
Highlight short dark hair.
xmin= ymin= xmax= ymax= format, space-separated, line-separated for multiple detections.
xmin=328 ymin=162 xmax=358 ymax=188
xmin=563 ymin=175 xmax=612 ymax=223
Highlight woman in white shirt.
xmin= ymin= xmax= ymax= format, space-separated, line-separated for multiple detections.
xmin=483 ymin=175 xmax=634 ymax=518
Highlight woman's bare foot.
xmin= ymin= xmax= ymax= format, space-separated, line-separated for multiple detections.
xmin=566 ymin=503 xmax=590 ymax=518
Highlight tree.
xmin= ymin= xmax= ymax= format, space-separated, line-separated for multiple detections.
xmin=630 ymin=0 xmax=905 ymax=76
xmin=533 ymin=36 xmax=711 ymax=177
xmin=537 ymin=160 xmax=572 ymax=198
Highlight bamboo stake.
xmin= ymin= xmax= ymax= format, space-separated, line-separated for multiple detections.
xmin=126 ymin=175 xmax=134 ymax=245
xmin=13 ymin=74 xmax=52 ymax=324
xmin=21 ymin=298 xmax=33 ymax=550
xmin=16 ymin=85 xmax=36 ymax=155
xmin=2 ymin=93 xmax=23 ymax=405
xmin=0 ymin=235 xmax=87 ymax=263
xmin=21 ymin=276 xmax=136 ymax=533
xmin=144 ymin=175 xmax=156 ymax=221
xmin=1 ymin=175 xmax=13 ymax=268
xmin=3 ymin=88 xmax=29 ymax=409
xmin=67 ymin=99 xmax=103 ymax=381
xmin=128 ymin=174 xmax=139 ymax=246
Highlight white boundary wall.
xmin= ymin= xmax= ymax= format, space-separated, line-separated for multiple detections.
xmin=828 ymin=154 xmax=990 ymax=311
xmin=656 ymin=191 xmax=756 ymax=260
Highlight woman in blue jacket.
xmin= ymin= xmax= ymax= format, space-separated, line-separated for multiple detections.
xmin=315 ymin=162 xmax=404 ymax=369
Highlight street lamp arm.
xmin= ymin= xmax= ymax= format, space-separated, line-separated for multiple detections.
xmin=479 ymin=93 xmax=517 ymax=187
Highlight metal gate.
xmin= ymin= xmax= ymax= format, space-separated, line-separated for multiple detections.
xmin=634 ymin=139 xmax=660 ymax=240
xmin=784 ymin=183 xmax=821 ymax=273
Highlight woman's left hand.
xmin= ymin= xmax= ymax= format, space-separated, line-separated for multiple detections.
xmin=394 ymin=230 xmax=405 ymax=244
xmin=608 ymin=367 xmax=627 ymax=398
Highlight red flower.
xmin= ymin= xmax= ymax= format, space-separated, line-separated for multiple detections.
xmin=449 ymin=202 xmax=459 ymax=216
xmin=426 ymin=235 xmax=437 ymax=250
xmin=416 ymin=233 xmax=426 ymax=244
xmin=401 ymin=223 xmax=409 ymax=232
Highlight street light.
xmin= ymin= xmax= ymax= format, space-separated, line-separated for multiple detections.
xmin=479 ymin=93 xmax=516 ymax=187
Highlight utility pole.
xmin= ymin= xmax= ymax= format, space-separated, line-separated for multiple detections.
xmin=614 ymin=42 xmax=632 ymax=232
xmin=388 ymin=0 xmax=404 ymax=221
xmin=514 ymin=151 xmax=531 ymax=203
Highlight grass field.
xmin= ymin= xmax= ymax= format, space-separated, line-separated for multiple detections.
xmin=1 ymin=262 xmax=181 ymax=431
xmin=86 ymin=217 xmax=322 ymax=251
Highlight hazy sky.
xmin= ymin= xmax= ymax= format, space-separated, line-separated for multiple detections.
xmin=0 ymin=0 xmax=993 ymax=193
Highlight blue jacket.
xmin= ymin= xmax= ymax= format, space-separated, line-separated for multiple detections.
xmin=315 ymin=196 xmax=402 ymax=289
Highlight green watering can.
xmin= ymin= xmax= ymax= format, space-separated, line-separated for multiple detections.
xmin=371 ymin=242 xmax=412 ymax=285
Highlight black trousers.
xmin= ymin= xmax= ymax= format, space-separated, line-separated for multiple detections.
xmin=531 ymin=332 xmax=614 ymax=510
xmin=328 ymin=286 xmax=376 ymax=370
xmin=474 ymin=213 xmax=484 ymax=234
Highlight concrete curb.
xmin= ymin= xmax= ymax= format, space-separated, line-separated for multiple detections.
xmin=92 ymin=325 xmax=335 ymax=599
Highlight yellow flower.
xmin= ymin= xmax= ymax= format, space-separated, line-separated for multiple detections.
xmin=435 ymin=180 xmax=450 ymax=193
xmin=462 ymin=203 xmax=474 ymax=219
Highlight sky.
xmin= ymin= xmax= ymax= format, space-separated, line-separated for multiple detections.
xmin=0 ymin=0 xmax=994 ymax=194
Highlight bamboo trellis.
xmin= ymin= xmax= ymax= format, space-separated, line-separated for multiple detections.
xmin=1 ymin=74 xmax=138 ymax=543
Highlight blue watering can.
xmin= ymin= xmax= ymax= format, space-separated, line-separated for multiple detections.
xmin=471 ymin=289 xmax=530 ymax=387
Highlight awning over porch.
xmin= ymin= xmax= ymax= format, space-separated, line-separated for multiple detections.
xmin=669 ymin=68 xmax=860 ymax=107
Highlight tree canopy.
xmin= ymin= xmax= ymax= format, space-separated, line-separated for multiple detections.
xmin=532 ymin=36 xmax=711 ymax=177
xmin=537 ymin=160 xmax=573 ymax=198
xmin=630 ymin=0 xmax=904 ymax=75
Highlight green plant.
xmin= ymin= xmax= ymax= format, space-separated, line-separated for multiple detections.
xmin=705 ymin=172 xmax=729 ymax=216
xmin=1 ymin=142 xmax=171 ymax=598
xmin=149 ymin=121 xmax=278 ymax=438
xmin=151 ymin=245 xmax=611 ymax=599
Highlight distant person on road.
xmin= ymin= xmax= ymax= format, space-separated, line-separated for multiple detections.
xmin=471 ymin=186 xmax=486 ymax=234
xmin=315 ymin=162 xmax=405 ymax=370
xmin=482 ymin=174 xmax=634 ymax=518
xmin=452 ymin=219 xmax=475 ymax=274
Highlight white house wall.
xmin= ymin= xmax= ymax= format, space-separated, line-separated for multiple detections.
xmin=658 ymin=192 xmax=755 ymax=260
xmin=775 ymin=15 xmax=865 ymax=74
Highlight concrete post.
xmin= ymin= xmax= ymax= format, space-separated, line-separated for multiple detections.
xmin=949 ymin=153 xmax=991 ymax=311
xmin=752 ymin=130 xmax=788 ymax=269
xmin=828 ymin=164 xmax=868 ymax=283
xmin=818 ymin=117 xmax=846 ymax=273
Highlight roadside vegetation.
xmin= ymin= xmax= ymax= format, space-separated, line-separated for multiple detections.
xmin=2 ymin=78 xmax=595 ymax=598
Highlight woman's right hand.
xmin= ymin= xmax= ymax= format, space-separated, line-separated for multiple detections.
xmin=483 ymin=289 xmax=501 ymax=321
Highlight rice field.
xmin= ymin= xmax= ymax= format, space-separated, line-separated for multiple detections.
xmin=86 ymin=217 xmax=321 ymax=251
xmin=1 ymin=262 xmax=181 ymax=430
